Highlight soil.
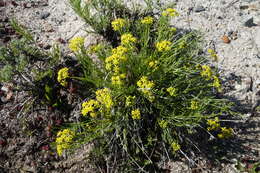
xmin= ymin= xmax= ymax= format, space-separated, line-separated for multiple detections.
xmin=0 ymin=0 xmax=259 ymax=172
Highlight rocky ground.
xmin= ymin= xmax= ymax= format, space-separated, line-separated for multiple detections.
xmin=0 ymin=0 xmax=259 ymax=172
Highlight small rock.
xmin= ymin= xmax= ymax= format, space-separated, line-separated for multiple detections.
xmin=222 ymin=35 xmax=231 ymax=43
xmin=243 ymin=17 xmax=257 ymax=27
xmin=11 ymin=1 xmax=18 ymax=6
xmin=240 ymin=5 xmax=249 ymax=10
xmin=194 ymin=6 xmax=206 ymax=13
xmin=43 ymin=44 xmax=51 ymax=50
xmin=40 ymin=12 xmax=50 ymax=19
xmin=23 ymin=2 xmax=31 ymax=8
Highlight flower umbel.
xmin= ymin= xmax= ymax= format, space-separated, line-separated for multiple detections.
xmin=200 ymin=65 xmax=213 ymax=80
xmin=121 ymin=33 xmax=137 ymax=46
xmin=96 ymin=88 xmax=113 ymax=110
xmin=190 ymin=100 xmax=199 ymax=110
xmin=166 ymin=87 xmax=177 ymax=96
xmin=131 ymin=109 xmax=141 ymax=120
xmin=81 ymin=99 xmax=100 ymax=117
xmin=57 ymin=67 xmax=69 ymax=87
xmin=213 ymin=76 xmax=222 ymax=92
xmin=111 ymin=18 xmax=127 ymax=31
xmin=162 ymin=8 xmax=179 ymax=17
xmin=218 ymin=127 xmax=233 ymax=139
xmin=69 ymin=37 xmax=84 ymax=52
xmin=137 ymin=76 xmax=155 ymax=101
xmin=156 ymin=40 xmax=172 ymax=52
xmin=56 ymin=129 xmax=75 ymax=156
xmin=141 ymin=16 xmax=154 ymax=25
xmin=171 ymin=142 xmax=180 ymax=152
xmin=207 ymin=117 xmax=220 ymax=131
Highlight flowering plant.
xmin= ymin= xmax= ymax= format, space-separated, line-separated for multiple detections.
xmin=56 ymin=0 xmax=234 ymax=171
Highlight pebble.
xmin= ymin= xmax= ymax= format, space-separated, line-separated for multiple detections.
xmin=243 ymin=17 xmax=257 ymax=27
xmin=23 ymin=2 xmax=31 ymax=8
xmin=40 ymin=12 xmax=50 ymax=19
xmin=222 ymin=35 xmax=231 ymax=44
xmin=194 ymin=6 xmax=206 ymax=13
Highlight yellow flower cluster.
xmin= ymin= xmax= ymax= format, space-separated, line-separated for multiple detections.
xmin=88 ymin=44 xmax=103 ymax=54
xmin=111 ymin=73 xmax=126 ymax=86
xmin=199 ymin=65 xmax=222 ymax=91
xmin=112 ymin=45 xmax=128 ymax=55
xmin=190 ymin=100 xmax=199 ymax=110
xmin=213 ymin=76 xmax=222 ymax=92
xmin=207 ymin=117 xmax=220 ymax=131
xmin=111 ymin=18 xmax=127 ymax=31
xmin=96 ymin=88 xmax=113 ymax=110
xmin=158 ymin=120 xmax=168 ymax=129
xmin=57 ymin=67 xmax=69 ymax=87
xmin=81 ymin=99 xmax=100 ymax=117
xmin=148 ymin=60 xmax=159 ymax=70
xmin=156 ymin=40 xmax=172 ymax=52
xmin=69 ymin=37 xmax=84 ymax=52
xmin=56 ymin=129 xmax=75 ymax=156
xmin=125 ymin=95 xmax=136 ymax=107
xmin=131 ymin=109 xmax=141 ymax=120
xmin=218 ymin=127 xmax=233 ymax=139
xmin=200 ymin=65 xmax=213 ymax=80
xmin=137 ymin=76 xmax=155 ymax=101
xmin=121 ymin=33 xmax=137 ymax=46
xmin=105 ymin=47 xmax=127 ymax=73
xmin=207 ymin=117 xmax=233 ymax=139
xmin=208 ymin=48 xmax=218 ymax=61
xmin=162 ymin=8 xmax=179 ymax=17
xmin=141 ymin=16 xmax=154 ymax=25
xmin=166 ymin=87 xmax=177 ymax=96
xmin=171 ymin=142 xmax=180 ymax=152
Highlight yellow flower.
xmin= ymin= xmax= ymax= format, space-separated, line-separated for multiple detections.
xmin=111 ymin=75 xmax=122 ymax=85
xmin=190 ymin=100 xmax=199 ymax=110
xmin=171 ymin=142 xmax=180 ymax=152
xmin=88 ymin=44 xmax=103 ymax=54
xmin=162 ymin=8 xmax=179 ymax=17
xmin=69 ymin=37 xmax=84 ymax=52
xmin=166 ymin=87 xmax=177 ymax=96
xmin=112 ymin=45 xmax=128 ymax=55
xmin=156 ymin=40 xmax=172 ymax=52
xmin=126 ymin=95 xmax=136 ymax=107
xmin=207 ymin=117 xmax=220 ymax=131
xmin=96 ymin=88 xmax=113 ymax=109
xmin=141 ymin=16 xmax=154 ymax=25
xmin=200 ymin=65 xmax=212 ymax=80
xmin=57 ymin=67 xmax=69 ymax=87
xmin=131 ymin=109 xmax=141 ymax=120
xmin=148 ymin=60 xmax=159 ymax=69
xmin=218 ymin=127 xmax=233 ymax=139
xmin=56 ymin=129 xmax=75 ymax=156
xmin=158 ymin=120 xmax=168 ymax=129
xmin=213 ymin=76 xmax=222 ymax=92
xmin=81 ymin=99 xmax=99 ymax=117
xmin=207 ymin=48 xmax=218 ymax=61
xmin=137 ymin=76 xmax=155 ymax=102
xmin=121 ymin=33 xmax=137 ymax=46
xmin=111 ymin=18 xmax=127 ymax=31
xmin=137 ymin=76 xmax=154 ymax=91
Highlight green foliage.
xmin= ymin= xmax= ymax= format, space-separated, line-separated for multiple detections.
xmin=55 ymin=2 xmax=234 ymax=172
